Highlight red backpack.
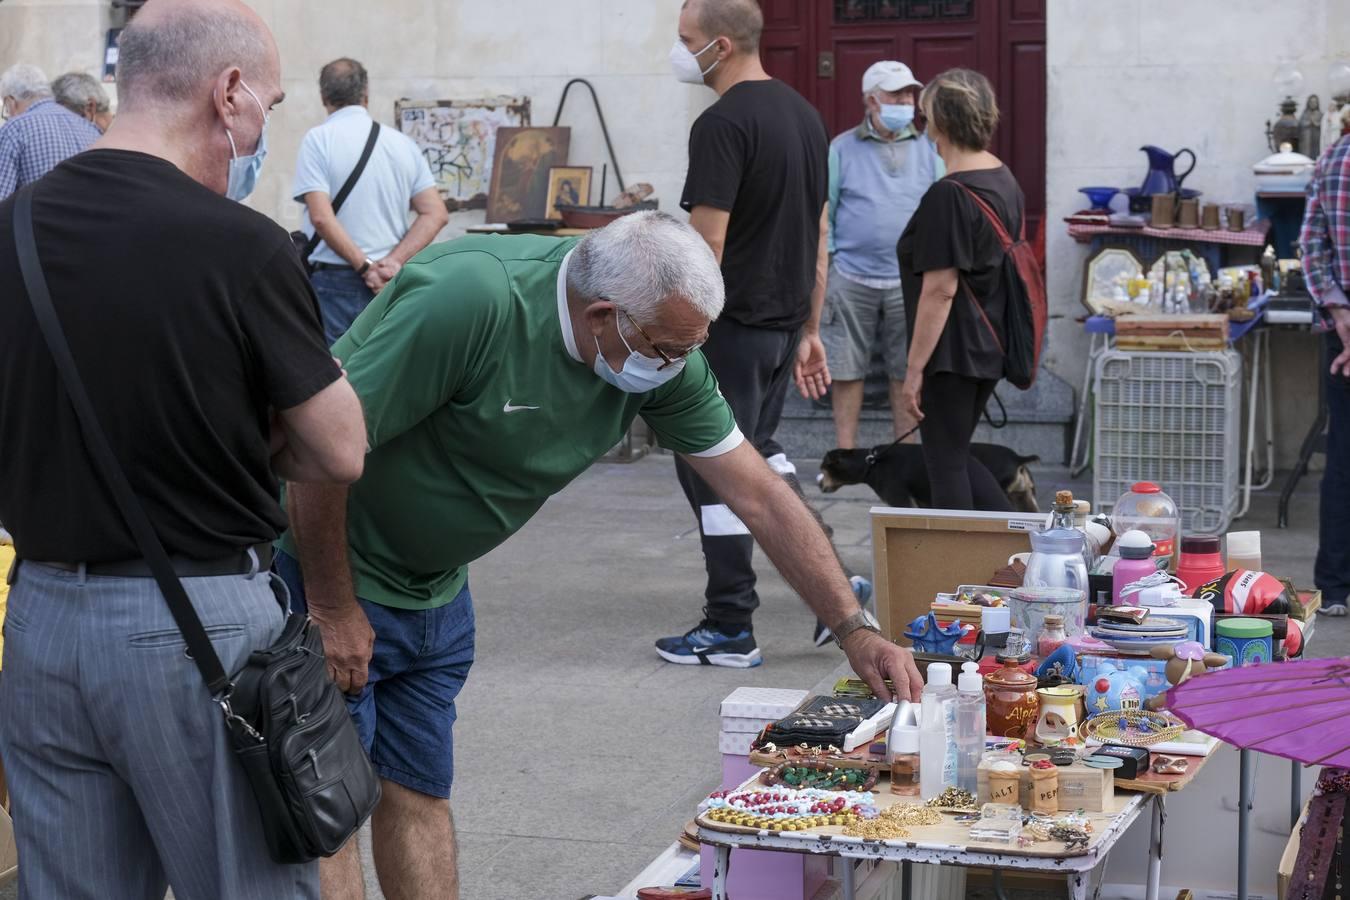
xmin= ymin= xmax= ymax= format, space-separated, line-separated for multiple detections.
xmin=954 ymin=182 xmax=1047 ymax=389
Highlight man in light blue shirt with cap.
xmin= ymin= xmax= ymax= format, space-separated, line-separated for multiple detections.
xmin=822 ymin=60 xmax=943 ymax=448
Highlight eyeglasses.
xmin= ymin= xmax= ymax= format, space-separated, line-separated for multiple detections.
xmin=618 ymin=308 xmax=703 ymax=372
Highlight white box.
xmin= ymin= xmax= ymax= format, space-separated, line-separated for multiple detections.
xmin=719 ymin=686 xmax=807 ymax=720
xmin=1159 ymin=597 xmax=1214 ymax=648
xmin=721 ymin=715 xmax=776 ymax=734
xmin=719 ymin=730 xmax=757 ymax=755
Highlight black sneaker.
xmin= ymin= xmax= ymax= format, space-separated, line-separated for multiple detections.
xmin=814 ymin=576 xmax=875 ymax=647
xmin=655 ymin=618 xmax=762 ymax=668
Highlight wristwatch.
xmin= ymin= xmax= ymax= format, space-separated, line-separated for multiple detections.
xmin=355 ymin=257 xmax=375 ymax=277
xmin=832 ymin=610 xmax=881 ymax=647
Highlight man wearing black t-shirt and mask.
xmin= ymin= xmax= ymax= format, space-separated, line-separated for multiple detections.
xmin=656 ymin=0 xmax=836 ymax=669
xmin=0 ymin=0 xmax=365 ymax=896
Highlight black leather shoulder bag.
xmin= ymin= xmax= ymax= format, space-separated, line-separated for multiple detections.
xmin=12 ymin=185 xmax=380 ymax=864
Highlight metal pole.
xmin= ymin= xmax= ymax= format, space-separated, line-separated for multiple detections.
xmin=901 ymin=860 xmax=912 ymax=899
xmin=1291 ymin=759 xmax=1303 ymax=831
xmin=1146 ymin=795 xmax=1164 ymax=900
xmin=841 ymin=857 xmax=856 ymax=900
xmin=1238 ymin=749 xmax=1253 ymax=900
xmin=712 ymin=845 xmax=730 ymax=900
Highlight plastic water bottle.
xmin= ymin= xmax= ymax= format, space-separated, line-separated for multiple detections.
xmin=919 ymin=663 xmax=958 ymax=799
xmin=955 ymin=661 xmax=986 ymax=795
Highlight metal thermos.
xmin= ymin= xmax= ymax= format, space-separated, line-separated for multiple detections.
xmin=1024 ymin=528 xmax=1090 ymax=593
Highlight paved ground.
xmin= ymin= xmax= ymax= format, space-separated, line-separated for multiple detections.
xmin=2 ymin=453 xmax=1337 ymax=900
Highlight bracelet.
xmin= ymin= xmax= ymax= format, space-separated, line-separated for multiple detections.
xmin=356 ymin=258 xmax=374 ymax=277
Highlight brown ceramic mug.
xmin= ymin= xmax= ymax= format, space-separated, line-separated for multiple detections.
xmin=1177 ymin=198 xmax=1200 ymax=229
xmin=1150 ymin=193 xmax=1176 ymax=229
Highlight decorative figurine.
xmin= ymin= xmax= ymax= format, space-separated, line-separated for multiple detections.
xmin=1143 ymin=641 xmax=1229 ymax=711
xmin=1267 ymin=96 xmax=1302 ymax=153
xmin=1082 ymin=662 xmax=1147 ymax=714
xmin=1300 ymin=95 xmax=1323 ymax=160
xmin=904 ymin=612 xmax=966 ymax=655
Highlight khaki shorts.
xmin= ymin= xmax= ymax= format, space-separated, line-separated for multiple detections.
xmin=820 ymin=265 xmax=908 ymax=381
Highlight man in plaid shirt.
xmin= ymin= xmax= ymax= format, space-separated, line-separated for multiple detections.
xmin=1299 ymin=124 xmax=1350 ymax=616
xmin=0 ymin=64 xmax=100 ymax=200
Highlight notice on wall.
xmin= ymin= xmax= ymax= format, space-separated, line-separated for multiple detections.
xmin=395 ymin=96 xmax=531 ymax=211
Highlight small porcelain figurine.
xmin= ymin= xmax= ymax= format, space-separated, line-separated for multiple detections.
xmin=1083 ymin=662 xmax=1147 ymax=715
xmin=1144 ymin=641 xmax=1229 ymax=711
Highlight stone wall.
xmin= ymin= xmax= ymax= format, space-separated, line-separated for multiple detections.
xmin=1046 ymin=0 xmax=1350 ymax=468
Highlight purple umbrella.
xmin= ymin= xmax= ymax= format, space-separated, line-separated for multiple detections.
xmin=1165 ymin=657 xmax=1350 ymax=767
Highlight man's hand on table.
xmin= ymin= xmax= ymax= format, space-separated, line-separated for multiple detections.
xmin=309 ymin=597 xmax=375 ymax=695
xmin=1329 ymin=306 xmax=1350 ymax=377
xmin=839 ymin=629 xmax=923 ymax=703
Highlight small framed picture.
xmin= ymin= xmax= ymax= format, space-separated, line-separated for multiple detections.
xmin=545 ymin=166 xmax=593 ymax=220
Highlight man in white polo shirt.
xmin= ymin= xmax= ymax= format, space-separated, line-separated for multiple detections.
xmin=293 ymin=57 xmax=449 ymax=344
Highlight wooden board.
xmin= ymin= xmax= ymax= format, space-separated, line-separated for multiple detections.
xmin=697 ymin=772 xmax=1134 ymax=860
xmin=871 ymin=508 xmax=1044 ymax=642
xmin=1111 ymin=749 xmax=1210 ymax=795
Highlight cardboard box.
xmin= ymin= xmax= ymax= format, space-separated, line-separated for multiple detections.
xmin=1278 ymin=798 xmax=1310 ymax=900
xmin=720 ymin=687 xmax=807 ymax=721
xmin=871 ymin=508 xmax=1046 ymax=641
xmin=0 ymin=803 xmax=16 ymax=887
xmin=720 ymin=715 xmax=776 ymax=735
xmin=718 ymin=731 xmax=757 ymax=755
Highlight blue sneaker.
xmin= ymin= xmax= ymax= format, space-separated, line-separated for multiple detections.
xmin=656 ymin=617 xmax=762 ymax=668
xmin=814 ymin=576 xmax=875 ymax=647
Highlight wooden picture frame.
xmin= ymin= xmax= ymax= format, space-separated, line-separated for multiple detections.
xmin=544 ymin=166 xmax=592 ymax=220
xmin=484 ymin=126 xmax=571 ymax=223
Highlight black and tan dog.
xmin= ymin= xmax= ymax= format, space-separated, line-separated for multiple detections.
xmin=818 ymin=442 xmax=1040 ymax=512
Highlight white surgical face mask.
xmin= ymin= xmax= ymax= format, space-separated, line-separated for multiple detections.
xmin=224 ymin=81 xmax=269 ymax=202
xmin=670 ymin=38 xmax=720 ymax=85
xmin=879 ymin=103 xmax=916 ymax=133
xmin=593 ymin=318 xmax=685 ymax=393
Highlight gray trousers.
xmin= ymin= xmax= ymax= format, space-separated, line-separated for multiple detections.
xmin=0 ymin=561 xmax=319 ymax=899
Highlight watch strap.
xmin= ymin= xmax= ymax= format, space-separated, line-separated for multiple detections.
xmin=832 ymin=610 xmax=880 ymax=647
xmin=356 ymin=258 xmax=373 ymax=276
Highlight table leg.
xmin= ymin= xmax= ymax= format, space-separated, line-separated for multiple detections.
xmin=1239 ymin=331 xmax=1263 ymax=518
xmin=1238 ymin=749 xmax=1254 ymax=900
xmin=1280 ymin=333 xmax=1329 ymax=528
xmin=712 ymin=845 xmax=730 ymax=900
xmin=1146 ymin=794 xmax=1165 ymax=900
xmin=841 ymin=857 xmax=856 ymax=900
xmin=1292 ymin=759 xmax=1303 ymax=831
xmin=1067 ymin=871 xmax=1091 ymax=900
xmin=992 ymin=868 xmax=1010 ymax=900
xmin=1070 ymin=334 xmax=1103 ymax=477
xmin=1257 ymin=330 xmax=1276 ymax=490
xmin=901 ymin=860 xmax=912 ymax=899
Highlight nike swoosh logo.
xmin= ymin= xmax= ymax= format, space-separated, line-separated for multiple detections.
xmin=503 ymin=401 xmax=540 ymax=414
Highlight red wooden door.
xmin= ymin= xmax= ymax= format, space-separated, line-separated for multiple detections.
xmin=760 ymin=0 xmax=1046 ymax=238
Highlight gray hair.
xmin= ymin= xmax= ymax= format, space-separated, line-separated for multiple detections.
xmin=567 ymin=211 xmax=725 ymax=327
xmin=52 ymin=72 xmax=110 ymax=115
xmin=320 ymin=58 xmax=368 ymax=109
xmin=116 ymin=6 xmax=269 ymax=107
xmin=0 ymin=64 xmax=52 ymax=103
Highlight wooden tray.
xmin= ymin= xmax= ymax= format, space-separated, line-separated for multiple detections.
xmin=696 ymin=773 xmax=1133 ymax=859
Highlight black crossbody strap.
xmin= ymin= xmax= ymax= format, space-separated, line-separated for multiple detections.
xmin=13 ymin=186 xmax=232 ymax=697
xmin=302 ymin=120 xmax=381 ymax=262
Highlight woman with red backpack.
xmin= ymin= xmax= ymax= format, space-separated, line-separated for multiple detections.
xmin=896 ymin=67 xmax=1045 ymax=510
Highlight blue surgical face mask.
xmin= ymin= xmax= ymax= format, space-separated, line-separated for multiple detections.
xmin=224 ymin=81 xmax=269 ymax=202
xmin=879 ymin=103 xmax=915 ymax=134
xmin=593 ymin=318 xmax=685 ymax=393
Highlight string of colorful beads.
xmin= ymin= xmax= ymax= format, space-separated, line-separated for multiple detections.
xmin=700 ymin=788 xmax=875 ymax=831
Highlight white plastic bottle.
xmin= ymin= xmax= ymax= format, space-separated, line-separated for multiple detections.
xmin=919 ymin=662 xmax=958 ymax=799
xmin=955 ymin=661 xmax=986 ymax=795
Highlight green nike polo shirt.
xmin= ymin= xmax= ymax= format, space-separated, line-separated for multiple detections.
xmin=279 ymin=234 xmax=743 ymax=610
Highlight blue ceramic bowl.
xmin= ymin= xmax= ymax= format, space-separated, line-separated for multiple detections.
xmin=1079 ymin=186 xmax=1119 ymax=210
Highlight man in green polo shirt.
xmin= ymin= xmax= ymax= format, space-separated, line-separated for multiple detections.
xmin=275 ymin=212 xmax=921 ymax=900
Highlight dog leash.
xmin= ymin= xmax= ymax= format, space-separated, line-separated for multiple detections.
xmin=863 ymin=423 xmax=922 ymax=472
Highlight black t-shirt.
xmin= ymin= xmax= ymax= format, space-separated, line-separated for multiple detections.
xmin=681 ymin=79 xmax=828 ymax=331
xmin=0 ymin=150 xmax=340 ymax=562
xmin=897 ymin=165 xmax=1025 ymax=381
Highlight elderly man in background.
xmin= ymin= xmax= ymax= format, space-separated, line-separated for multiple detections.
xmin=0 ymin=63 xmax=100 ymax=198
xmin=52 ymin=71 xmax=115 ymax=133
xmin=1301 ymin=124 xmax=1350 ymax=617
xmin=293 ymin=57 xmax=448 ymax=344
xmin=823 ymin=60 xmax=943 ymax=449
xmin=277 ymin=211 xmax=922 ymax=899
xmin=0 ymin=0 xmax=366 ymax=896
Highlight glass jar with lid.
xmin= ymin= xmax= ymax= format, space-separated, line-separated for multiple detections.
xmin=1112 ymin=482 xmax=1179 ymax=568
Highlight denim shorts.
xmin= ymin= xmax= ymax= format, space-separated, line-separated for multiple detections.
xmin=274 ymin=551 xmax=475 ymax=798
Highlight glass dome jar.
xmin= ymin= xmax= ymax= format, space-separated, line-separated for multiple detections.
xmin=1112 ymin=482 xmax=1179 ymax=565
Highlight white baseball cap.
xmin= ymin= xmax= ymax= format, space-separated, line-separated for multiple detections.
xmin=862 ymin=61 xmax=921 ymax=95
